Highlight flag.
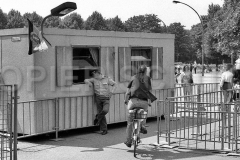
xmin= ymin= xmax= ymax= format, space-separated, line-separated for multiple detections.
xmin=27 ymin=18 xmax=50 ymax=55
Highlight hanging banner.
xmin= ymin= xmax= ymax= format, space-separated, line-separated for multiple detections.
xmin=27 ymin=18 xmax=51 ymax=55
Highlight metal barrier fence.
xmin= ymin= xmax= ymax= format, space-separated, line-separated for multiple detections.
xmin=16 ymin=89 xmax=165 ymax=139
xmin=157 ymin=86 xmax=240 ymax=155
xmin=161 ymin=83 xmax=220 ymax=101
xmin=15 ymin=83 xmax=221 ymax=142
xmin=0 ymin=85 xmax=18 ymax=160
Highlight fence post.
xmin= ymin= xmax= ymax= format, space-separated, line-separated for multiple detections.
xmin=221 ymin=102 xmax=225 ymax=150
xmin=234 ymin=102 xmax=238 ymax=154
xmin=227 ymin=103 xmax=231 ymax=150
xmin=157 ymin=101 xmax=160 ymax=144
xmin=227 ymin=101 xmax=240 ymax=156
xmin=152 ymin=100 xmax=168 ymax=146
xmin=13 ymin=84 xmax=18 ymax=160
xmin=51 ymin=98 xmax=64 ymax=141
xmin=166 ymin=98 xmax=171 ymax=146
xmin=171 ymin=89 xmax=175 ymax=114
xmin=197 ymin=85 xmax=201 ymax=134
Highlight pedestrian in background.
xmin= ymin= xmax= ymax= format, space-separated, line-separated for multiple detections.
xmin=175 ymin=67 xmax=181 ymax=84
xmin=194 ymin=62 xmax=197 ymax=74
xmin=177 ymin=67 xmax=183 ymax=83
xmin=190 ymin=63 xmax=193 ymax=73
xmin=84 ymin=70 xmax=116 ymax=135
xmin=232 ymin=79 xmax=240 ymax=101
xmin=220 ymin=64 xmax=233 ymax=103
xmin=181 ymin=65 xmax=194 ymax=108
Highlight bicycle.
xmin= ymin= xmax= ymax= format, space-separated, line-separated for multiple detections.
xmin=129 ymin=108 xmax=148 ymax=157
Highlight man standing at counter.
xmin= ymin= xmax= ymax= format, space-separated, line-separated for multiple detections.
xmin=84 ymin=70 xmax=116 ymax=135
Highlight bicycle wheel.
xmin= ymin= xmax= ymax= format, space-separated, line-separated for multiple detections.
xmin=133 ymin=139 xmax=137 ymax=157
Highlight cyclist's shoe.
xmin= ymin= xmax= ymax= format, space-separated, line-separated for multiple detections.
xmin=140 ymin=127 xmax=147 ymax=134
xmin=124 ymin=140 xmax=132 ymax=148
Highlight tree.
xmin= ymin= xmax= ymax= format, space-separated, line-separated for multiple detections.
xmin=106 ymin=16 xmax=125 ymax=31
xmin=84 ymin=11 xmax=107 ymax=30
xmin=6 ymin=9 xmax=24 ymax=29
xmin=44 ymin=16 xmax=61 ymax=28
xmin=190 ymin=1 xmax=239 ymax=64
xmin=0 ymin=8 xmax=7 ymax=29
xmin=124 ymin=14 xmax=162 ymax=33
xmin=213 ymin=1 xmax=240 ymax=56
xmin=23 ymin=12 xmax=43 ymax=27
xmin=189 ymin=26 xmax=202 ymax=64
xmin=168 ymin=23 xmax=192 ymax=62
xmin=60 ymin=12 xmax=84 ymax=29
xmin=189 ymin=3 xmax=225 ymax=64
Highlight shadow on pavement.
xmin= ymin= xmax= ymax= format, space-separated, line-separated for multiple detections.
xmin=18 ymin=118 xmax=158 ymax=150
xmin=108 ymin=144 xmax=220 ymax=160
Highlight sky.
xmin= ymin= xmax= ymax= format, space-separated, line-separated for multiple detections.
xmin=1 ymin=0 xmax=224 ymax=29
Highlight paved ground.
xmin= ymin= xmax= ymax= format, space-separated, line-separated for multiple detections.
xmin=17 ymin=71 xmax=240 ymax=160
xmin=17 ymin=118 xmax=240 ymax=160
xmin=192 ymin=71 xmax=221 ymax=84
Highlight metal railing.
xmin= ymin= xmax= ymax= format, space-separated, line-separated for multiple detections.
xmin=15 ymin=83 xmax=223 ymax=143
xmin=156 ymin=84 xmax=240 ymax=155
xmin=0 ymin=85 xmax=18 ymax=160
xmin=16 ymin=89 xmax=167 ymax=139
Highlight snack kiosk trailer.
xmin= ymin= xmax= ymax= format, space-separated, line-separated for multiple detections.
xmin=0 ymin=28 xmax=174 ymax=137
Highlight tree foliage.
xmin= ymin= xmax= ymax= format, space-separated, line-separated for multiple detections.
xmin=106 ymin=16 xmax=125 ymax=31
xmin=125 ymin=14 xmax=162 ymax=33
xmin=213 ymin=1 xmax=240 ymax=56
xmin=60 ymin=13 xmax=84 ymax=29
xmin=84 ymin=11 xmax=107 ymax=30
xmin=168 ymin=23 xmax=192 ymax=62
xmin=6 ymin=9 xmax=24 ymax=29
xmin=0 ymin=8 xmax=7 ymax=29
xmin=190 ymin=1 xmax=240 ymax=64
xmin=44 ymin=16 xmax=61 ymax=28
xmin=23 ymin=12 xmax=43 ymax=27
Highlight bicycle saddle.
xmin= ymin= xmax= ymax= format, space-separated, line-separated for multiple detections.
xmin=129 ymin=109 xmax=147 ymax=114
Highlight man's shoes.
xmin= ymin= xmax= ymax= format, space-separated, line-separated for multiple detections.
xmin=140 ymin=127 xmax=147 ymax=134
xmin=93 ymin=118 xmax=98 ymax=126
xmin=94 ymin=114 xmax=98 ymax=126
xmin=124 ymin=140 xmax=132 ymax=148
xmin=101 ymin=130 xmax=108 ymax=135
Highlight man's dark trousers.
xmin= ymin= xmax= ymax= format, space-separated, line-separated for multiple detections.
xmin=95 ymin=96 xmax=110 ymax=131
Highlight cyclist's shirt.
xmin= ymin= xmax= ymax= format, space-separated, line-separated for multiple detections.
xmin=127 ymin=75 xmax=152 ymax=101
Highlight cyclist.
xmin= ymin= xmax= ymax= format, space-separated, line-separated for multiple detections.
xmin=124 ymin=65 xmax=152 ymax=147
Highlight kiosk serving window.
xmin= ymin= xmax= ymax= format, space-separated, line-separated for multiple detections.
xmin=118 ymin=47 xmax=163 ymax=82
xmin=72 ymin=48 xmax=99 ymax=84
xmin=56 ymin=46 xmax=115 ymax=86
xmin=131 ymin=48 xmax=151 ymax=76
